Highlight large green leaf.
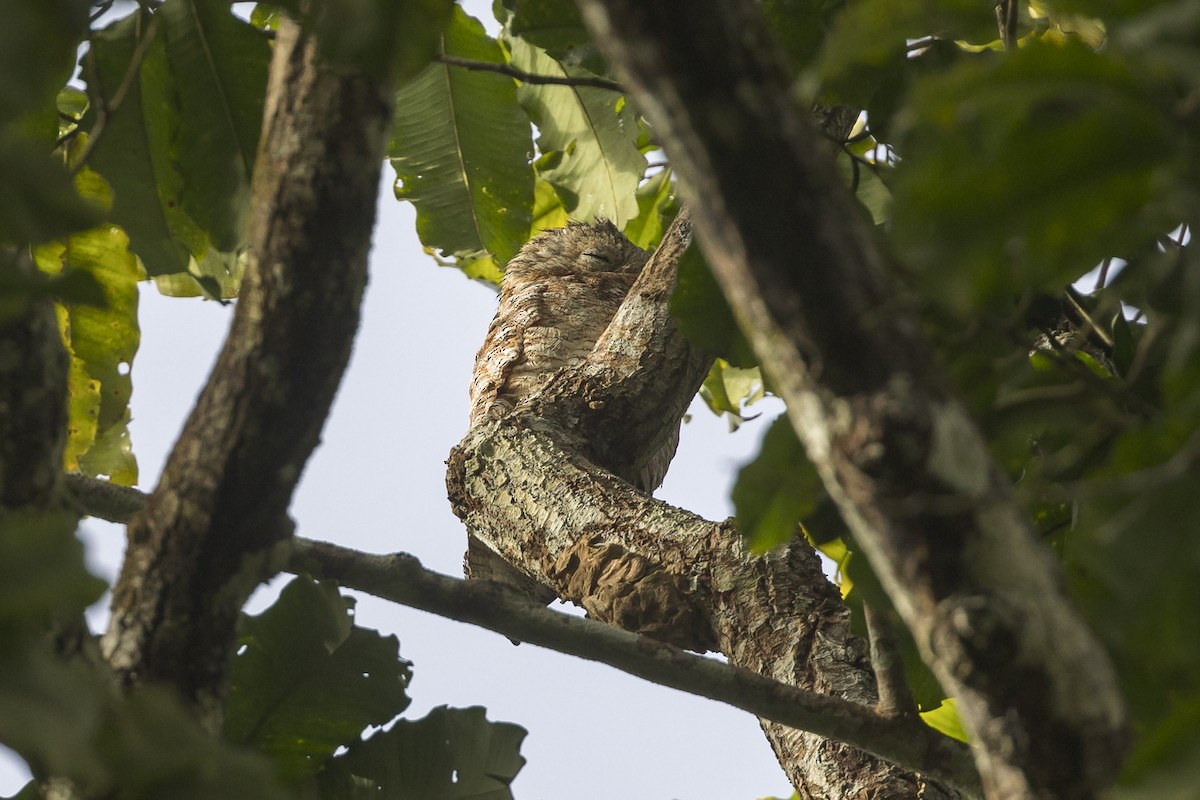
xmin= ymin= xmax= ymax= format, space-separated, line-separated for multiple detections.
xmin=0 ymin=511 xmax=105 ymax=624
xmin=82 ymin=9 xmax=194 ymax=275
xmin=389 ymin=6 xmax=534 ymax=277
xmin=315 ymin=0 xmax=454 ymax=80
xmin=510 ymin=38 xmax=643 ymax=226
xmin=160 ymin=0 xmax=269 ymax=252
xmin=318 ymin=706 xmax=526 ymax=800
xmin=32 ymin=165 xmax=141 ymax=485
xmin=890 ymin=41 xmax=1184 ymax=312
xmin=225 ymin=576 xmax=412 ymax=779
xmin=668 ymin=243 xmax=756 ymax=367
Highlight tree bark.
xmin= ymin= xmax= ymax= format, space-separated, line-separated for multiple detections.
xmin=100 ymin=17 xmax=393 ymax=723
xmin=571 ymin=0 xmax=1128 ymax=797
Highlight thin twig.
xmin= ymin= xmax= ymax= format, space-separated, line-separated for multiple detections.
xmin=436 ymin=54 xmax=622 ymax=92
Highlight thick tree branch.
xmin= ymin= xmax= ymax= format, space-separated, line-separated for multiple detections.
xmin=99 ymin=17 xmax=394 ymax=721
xmin=572 ymin=0 xmax=1127 ymax=796
xmin=65 ymin=475 xmax=980 ymax=795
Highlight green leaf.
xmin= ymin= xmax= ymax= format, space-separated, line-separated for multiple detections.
xmin=733 ymin=417 xmax=824 ymax=552
xmin=622 ymin=169 xmax=674 ymax=250
xmin=82 ymin=9 xmax=194 ymax=275
xmin=34 ymin=206 xmax=141 ymax=486
xmin=669 ymin=243 xmax=756 ymax=367
xmin=699 ymin=360 xmax=766 ymax=429
xmin=835 ymin=149 xmax=891 ymax=225
xmin=225 ymin=576 xmax=411 ymax=778
xmin=98 ymin=687 xmax=294 ymax=800
xmin=318 ymin=706 xmax=526 ymax=800
xmin=920 ymin=699 xmax=970 ymax=743
xmin=890 ymin=41 xmax=1184 ymax=312
xmin=510 ymin=38 xmax=644 ymax=226
xmin=160 ymin=0 xmax=270 ymax=252
xmin=389 ymin=6 xmax=535 ymax=270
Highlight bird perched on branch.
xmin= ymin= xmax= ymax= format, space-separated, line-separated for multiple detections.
xmin=463 ymin=220 xmax=679 ymax=598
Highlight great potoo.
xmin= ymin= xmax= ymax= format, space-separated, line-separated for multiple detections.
xmin=463 ymin=220 xmax=681 ymax=596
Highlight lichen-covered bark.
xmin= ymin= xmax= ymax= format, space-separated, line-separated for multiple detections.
xmin=570 ymin=0 xmax=1128 ymax=796
xmin=100 ymin=18 xmax=393 ymax=721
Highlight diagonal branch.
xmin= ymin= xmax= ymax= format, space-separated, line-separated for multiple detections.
xmin=571 ymin=0 xmax=1128 ymax=796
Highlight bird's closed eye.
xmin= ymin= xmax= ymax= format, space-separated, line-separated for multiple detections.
xmin=581 ymin=250 xmax=612 ymax=265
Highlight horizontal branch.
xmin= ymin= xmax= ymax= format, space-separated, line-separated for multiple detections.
xmin=436 ymin=54 xmax=622 ymax=92
xmin=66 ymin=474 xmax=980 ymax=795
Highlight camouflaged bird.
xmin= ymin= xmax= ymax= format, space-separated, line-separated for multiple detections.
xmin=464 ymin=220 xmax=680 ymax=598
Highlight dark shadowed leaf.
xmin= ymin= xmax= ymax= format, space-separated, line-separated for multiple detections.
xmin=160 ymin=0 xmax=269 ymax=251
xmin=891 ymin=41 xmax=1184 ymax=311
xmin=317 ymin=705 xmax=526 ymax=800
xmin=0 ymin=134 xmax=103 ymax=243
xmin=0 ymin=0 xmax=90 ymax=125
xmin=733 ymin=416 xmax=823 ymax=552
xmin=669 ymin=243 xmax=756 ymax=367
xmin=225 ymin=576 xmax=411 ymax=778
xmin=82 ymin=9 xmax=193 ymax=275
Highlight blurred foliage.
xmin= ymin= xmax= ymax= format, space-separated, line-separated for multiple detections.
xmin=3 ymin=0 xmax=1200 ymax=795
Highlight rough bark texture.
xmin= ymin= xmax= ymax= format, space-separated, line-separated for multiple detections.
xmin=447 ymin=215 xmax=968 ymax=796
xmin=571 ymin=0 xmax=1128 ymax=797
xmin=100 ymin=18 xmax=393 ymax=721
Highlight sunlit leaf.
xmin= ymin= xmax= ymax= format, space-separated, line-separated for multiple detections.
xmin=390 ymin=7 xmax=534 ymax=271
xmin=510 ymin=38 xmax=643 ymax=226
xmin=920 ymin=699 xmax=970 ymax=743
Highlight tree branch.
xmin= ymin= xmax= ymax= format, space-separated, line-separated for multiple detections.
xmin=99 ymin=17 xmax=395 ymax=721
xmin=436 ymin=54 xmax=622 ymax=92
xmin=571 ymin=0 xmax=1127 ymax=796
xmin=65 ymin=475 xmax=980 ymax=796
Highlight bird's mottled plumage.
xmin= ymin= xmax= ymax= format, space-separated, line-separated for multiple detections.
xmin=464 ymin=220 xmax=675 ymax=595
xmin=468 ymin=220 xmax=649 ymax=428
